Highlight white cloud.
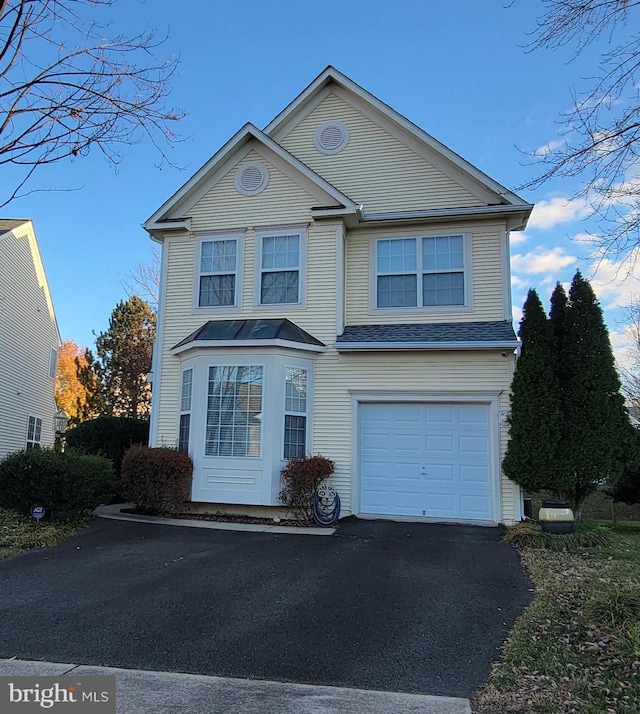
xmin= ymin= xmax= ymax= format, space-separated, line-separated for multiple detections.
xmin=512 ymin=305 xmax=523 ymax=324
xmin=609 ymin=327 xmax=636 ymax=371
xmin=511 ymin=246 xmax=578 ymax=275
xmin=527 ymin=197 xmax=592 ymax=230
xmin=510 ymin=231 xmax=528 ymax=246
xmin=534 ymin=139 xmax=564 ymax=157
xmin=589 ymin=251 xmax=640 ymax=309
xmin=511 ymin=275 xmax=529 ymax=289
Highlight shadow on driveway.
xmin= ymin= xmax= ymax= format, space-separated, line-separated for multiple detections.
xmin=0 ymin=517 xmax=531 ymax=698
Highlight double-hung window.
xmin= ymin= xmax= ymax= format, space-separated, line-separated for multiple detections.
xmin=284 ymin=367 xmax=308 ymax=459
xmin=259 ymin=232 xmax=301 ymax=304
xmin=206 ymin=366 xmax=263 ymax=457
xmin=178 ymin=369 xmax=193 ymax=453
xmin=198 ymin=237 xmax=239 ymax=307
xmin=26 ymin=416 xmax=42 ymax=449
xmin=376 ymin=235 xmax=466 ymax=308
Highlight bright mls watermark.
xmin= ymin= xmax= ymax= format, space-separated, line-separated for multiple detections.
xmin=1 ymin=676 xmax=115 ymax=713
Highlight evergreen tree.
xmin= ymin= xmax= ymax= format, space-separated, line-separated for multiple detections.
xmin=503 ymin=289 xmax=561 ymax=492
xmin=79 ymin=296 xmax=156 ymax=420
xmin=549 ymin=282 xmax=568 ymax=369
xmin=555 ymin=271 xmax=638 ymax=515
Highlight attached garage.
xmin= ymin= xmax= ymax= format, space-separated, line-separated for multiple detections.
xmin=359 ymin=401 xmax=498 ymax=523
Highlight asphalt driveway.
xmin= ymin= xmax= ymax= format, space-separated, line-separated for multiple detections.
xmin=0 ymin=518 xmax=531 ymax=698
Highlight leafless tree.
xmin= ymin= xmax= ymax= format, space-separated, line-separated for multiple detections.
xmin=520 ymin=1 xmax=640 ymax=264
xmin=0 ymin=0 xmax=184 ymax=207
xmin=121 ymin=242 xmax=161 ymax=309
xmin=619 ymin=295 xmax=640 ymax=416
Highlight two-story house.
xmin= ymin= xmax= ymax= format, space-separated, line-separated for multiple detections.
xmin=143 ymin=68 xmax=533 ymax=525
xmin=0 ymin=219 xmax=61 ymax=458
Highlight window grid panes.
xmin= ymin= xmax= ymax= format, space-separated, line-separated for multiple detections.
xmin=206 ymin=366 xmax=263 ymax=457
xmin=199 ymin=239 xmax=237 ymax=307
xmin=260 ymin=234 xmax=300 ymax=304
xmin=284 ymin=367 xmax=307 ymax=460
xmin=376 ymin=236 xmax=465 ymax=308
xmin=178 ymin=369 xmax=193 ymax=453
xmin=26 ymin=416 xmax=42 ymax=449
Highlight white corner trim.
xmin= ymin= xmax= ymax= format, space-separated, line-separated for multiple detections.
xmin=149 ymin=241 xmax=169 ymax=447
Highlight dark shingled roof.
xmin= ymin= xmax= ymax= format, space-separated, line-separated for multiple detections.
xmin=173 ymin=318 xmax=324 ymax=350
xmin=336 ymin=321 xmax=517 ymax=344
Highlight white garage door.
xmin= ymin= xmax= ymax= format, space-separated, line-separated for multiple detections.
xmin=360 ymin=402 xmax=493 ymax=521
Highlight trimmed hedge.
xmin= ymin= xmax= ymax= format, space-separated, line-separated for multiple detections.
xmin=121 ymin=446 xmax=193 ymax=515
xmin=0 ymin=448 xmax=115 ymax=520
xmin=65 ymin=416 xmax=149 ymax=477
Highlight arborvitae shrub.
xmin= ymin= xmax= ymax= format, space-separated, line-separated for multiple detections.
xmin=0 ymin=448 xmax=115 ymax=520
xmin=279 ymin=455 xmax=335 ymax=522
xmin=66 ymin=416 xmax=149 ymax=477
xmin=121 ymin=446 xmax=193 ymax=515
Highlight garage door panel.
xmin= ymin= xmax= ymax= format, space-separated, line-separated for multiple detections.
xmin=360 ymin=402 xmax=494 ymax=522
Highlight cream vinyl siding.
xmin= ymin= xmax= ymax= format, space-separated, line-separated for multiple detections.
xmin=311 ymin=349 xmax=517 ymax=524
xmin=345 ymin=223 xmax=506 ymax=324
xmin=0 ymin=223 xmax=59 ymax=458
xmin=152 ymin=152 xmax=341 ymax=447
xmin=281 ymin=91 xmax=482 ymax=213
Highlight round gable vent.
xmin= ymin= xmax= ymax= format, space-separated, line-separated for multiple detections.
xmin=235 ymin=162 xmax=269 ymax=196
xmin=314 ymin=121 xmax=349 ymax=154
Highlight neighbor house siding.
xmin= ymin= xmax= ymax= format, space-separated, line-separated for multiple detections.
xmin=0 ymin=223 xmax=59 ymax=458
xmin=311 ymin=349 xmax=517 ymax=524
xmin=280 ymin=91 xmax=483 ymax=213
xmin=344 ymin=222 xmax=507 ymax=325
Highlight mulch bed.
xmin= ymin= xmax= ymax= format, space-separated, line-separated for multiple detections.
xmin=120 ymin=508 xmax=333 ymax=528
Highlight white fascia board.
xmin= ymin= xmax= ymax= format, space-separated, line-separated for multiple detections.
xmin=360 ymin=204 xmax=534 ymax=228
xmin=264 ymin=66 xmax=530 ymax=208
xmin=335 ymin=341 xmax=520 ymax=352
xmin=171 ymin=339 xmax=326 ymax=356
xmin=143 ymin=123 xmax=357 ymax=230
xmin=144 ymin=218 xmax=191 ymax=241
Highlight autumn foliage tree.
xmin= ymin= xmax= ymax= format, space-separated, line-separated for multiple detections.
xmin=54 ymin=339 xmax=92 ymax=423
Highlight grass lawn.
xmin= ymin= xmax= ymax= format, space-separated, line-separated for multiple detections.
xmin=473 ymin=520 xmax=640 ymax=714
xmin=0 ymin=508 xmax=85 ymax=560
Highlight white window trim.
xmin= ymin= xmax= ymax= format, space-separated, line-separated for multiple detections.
xmin=255 ymin=228 xmax=306 ymax=309
xmin=26 ymin=415 xmax=43 ymax=449
xmin=194 ymin=233 xmax=244 ymax=312
xmin=203 ymin=363 xmax=265 ymax=459
xmin=370 ymin=232 xmax=472 ymax=313
xmin=282 ymin=364 xmax=310 ymax=461
xmin=178 ymin=368 xmax=193 ymax=454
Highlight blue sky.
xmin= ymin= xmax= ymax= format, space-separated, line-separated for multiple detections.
xmin=5 ymin=0 xmax=638 ymax=364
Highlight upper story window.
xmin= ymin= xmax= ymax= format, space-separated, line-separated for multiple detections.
xmin=259 ymin=232 xmax=302 ymax=305
xmin=26 ymin=416 xmax=42 ymax=449
xmin=198 ymin=236 xmax=241 ymax=308
xmin=375 ymin=235 xmax=466 ymax=309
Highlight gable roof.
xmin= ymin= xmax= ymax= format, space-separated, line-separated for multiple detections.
xmin=264 ymin=66 xmax=531 ymax=211
xmin=0 ymin=219 xmax=28 ymax=236
xmin=144 ymin=123 xmax=360 ymax=234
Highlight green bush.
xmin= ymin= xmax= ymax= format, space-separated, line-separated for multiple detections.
xmin=65 ymin=416 xmax=149 ymax=477
xmin=0 ymin=448 xmax=115 ymax=520
xmin=121 ymin=446 xmax=193 ymax=515
xmin=279 ymin=455 xmax=335 ymax=522
xmin=504 ymin=520 xmax=610 ymax=551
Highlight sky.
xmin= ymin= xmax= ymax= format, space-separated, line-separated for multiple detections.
xmin=4 ymin=0 xmax=639 ymax=367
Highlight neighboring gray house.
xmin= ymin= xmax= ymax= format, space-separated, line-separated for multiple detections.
xmin=0 ymin=219 xmax=61 ymax=458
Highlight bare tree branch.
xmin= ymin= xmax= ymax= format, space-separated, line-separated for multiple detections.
xmin=520 ymin=1 xmax=640 ymax=264
xmin=0 ymin=0 xmax=184 ymax=204
xmin=121 ymin=242 xmax=160 ymax=309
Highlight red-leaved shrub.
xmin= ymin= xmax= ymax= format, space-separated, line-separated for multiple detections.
xmin=279 ymin=455 xmax=335 ymax=522
xmin=121 ymin=446 xmax=193 ymax=515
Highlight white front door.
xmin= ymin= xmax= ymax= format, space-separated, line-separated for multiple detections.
xmin=360 ymin=402 xmax=494 ymax=521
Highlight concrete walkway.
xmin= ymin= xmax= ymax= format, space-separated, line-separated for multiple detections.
xmin=0 ymin=659 xmax=471 ymax=714
xmin=94 ymin=503 xmax=335 ymax=535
